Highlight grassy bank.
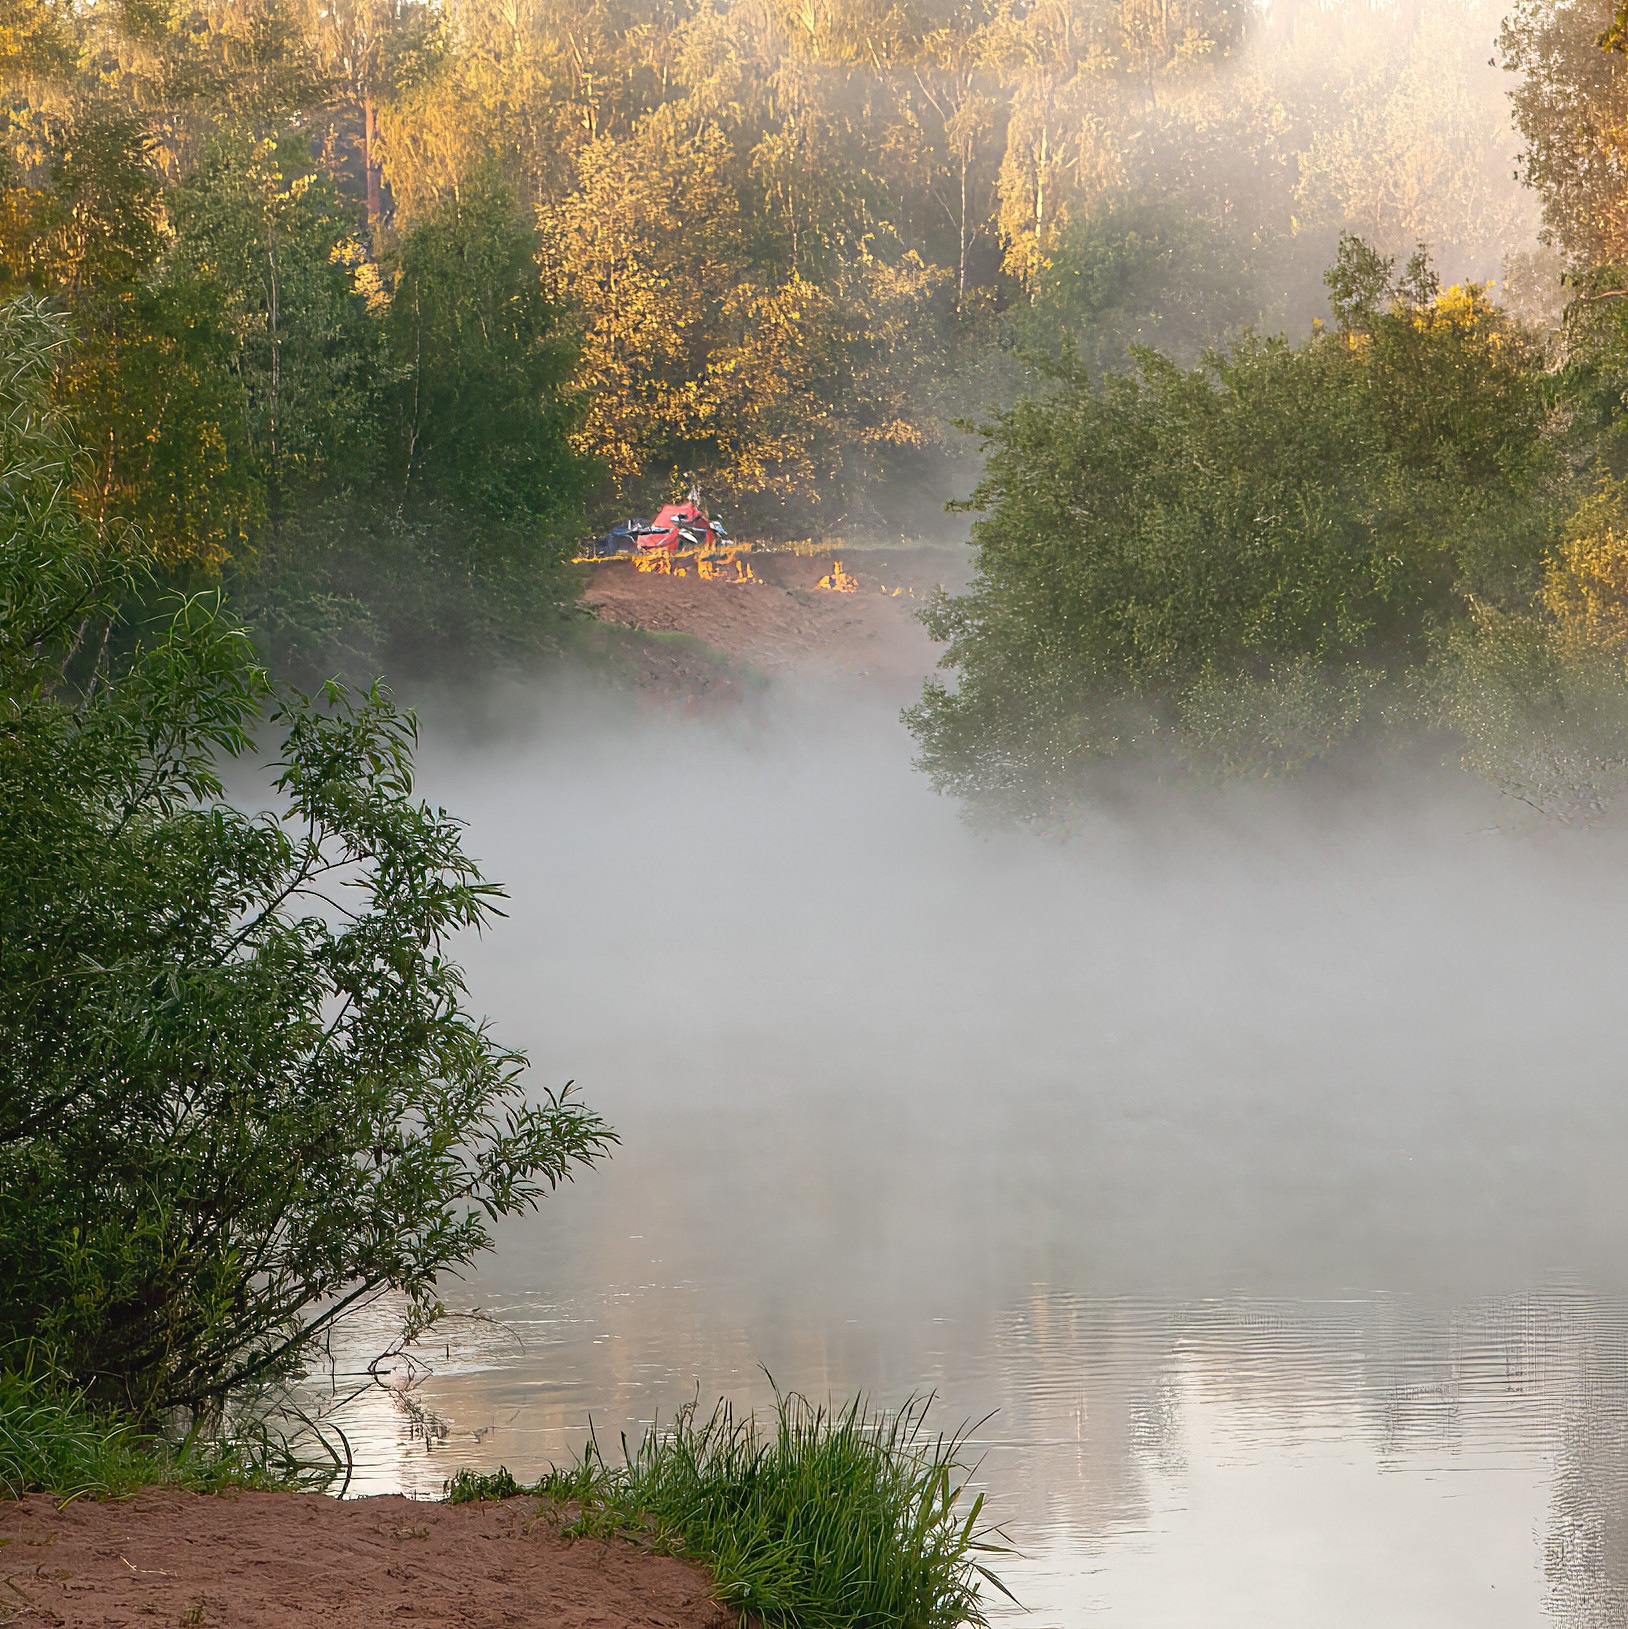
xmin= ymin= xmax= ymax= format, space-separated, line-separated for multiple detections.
xmin=446 ymin=1390 xmax=1010 ymax=1629
xmin=0 ymin=1367 xmax=328 ymax=1501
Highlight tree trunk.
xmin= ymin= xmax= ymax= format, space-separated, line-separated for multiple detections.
xmin=1036 ymin=123 xmax=1049 ymax=237
xmin=958 ymin=145 xmax=969 ymax=306
xmin=267 ymin=223 xmax=281 ymax=537
xmin=364 ymin=95 xmax=382 ymax=222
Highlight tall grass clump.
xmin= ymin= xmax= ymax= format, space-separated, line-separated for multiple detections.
xmin=0 ymin=1361 xmax=334 ymax=1500
xmin=446 ymin=1390 xmax=1010 ymax=1629
xmin=0 ymin=1370 xmax=173 ymax=1500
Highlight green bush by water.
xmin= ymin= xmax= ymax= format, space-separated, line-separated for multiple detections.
xmin=445 ymin=1390 xmax=1010 ymax=1629
xmin=0 ymin=303 xmax=613 ymax=1420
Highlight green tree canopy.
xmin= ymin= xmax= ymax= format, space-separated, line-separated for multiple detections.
xmin=908 ymin=242 xmax=1559 ymax=814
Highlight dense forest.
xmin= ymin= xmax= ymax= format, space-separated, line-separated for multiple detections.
xmin=2 ymin=0 xmax=1545 ymax=678
xmin=10 ymin=0 xmax=1628 ymax=1485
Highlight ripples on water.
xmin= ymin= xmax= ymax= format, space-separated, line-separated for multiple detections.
xmin=314 ymin=680 xmax=1628 ymax=1626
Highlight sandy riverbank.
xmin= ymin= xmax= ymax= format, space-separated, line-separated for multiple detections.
xmin=0 ymin=1487 xmax=729 ymax=1628
xmin=580 ymin=546 xmax=962 ymax=688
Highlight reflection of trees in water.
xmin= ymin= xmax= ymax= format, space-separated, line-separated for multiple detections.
xmin=1356 ymin=1293 xmax=1560 ymax=1467
xmin=984 ymin=1292 xmax=1185 ymax=1539
xmin=1544 ymin=1303 xmax=1628 ymax=1629
xmin=329 ymin=1276 xmax=1628 ymax=1617
xmin=975 ymin=1284 xmax=1628 ymax=1571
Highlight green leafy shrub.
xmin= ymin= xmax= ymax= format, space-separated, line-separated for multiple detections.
xmin=1437 ymin=606 xmax=1628 ymax=822
xmin=234 ymin=496 xmax=585 ymax=686
xmin=908 ymin=240 xmax=1558 ymax=817
xmin=0 ymin=296 xmax=614 ymax=1420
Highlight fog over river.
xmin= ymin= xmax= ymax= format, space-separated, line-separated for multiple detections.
xmin=326 ymin=672 xmax=1628 ymax=1627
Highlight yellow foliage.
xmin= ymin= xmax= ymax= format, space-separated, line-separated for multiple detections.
xmin=1412 ymin=283 xmax=1510 ymax=350
xmin=330 ymin=238 xmax=389 ymax=315
xmin=548 ymin=103 xmax=945 ymax=506
xmin=1339 ymin=282 xmax=1510 ymax=357
xmin=1544 ymin=482 xmax=1628 ymax=658
xmin=697 ymin=550 xmax=756 ymax=581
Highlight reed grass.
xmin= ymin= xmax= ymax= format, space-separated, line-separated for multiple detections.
xmin=445 ymin=1389 xmax=1011 ymax=1628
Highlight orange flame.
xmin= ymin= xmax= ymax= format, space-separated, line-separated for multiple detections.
xmin=698 ymin=550 xmax=758 ymax=583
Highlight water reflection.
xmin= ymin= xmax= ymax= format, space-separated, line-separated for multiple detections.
xmin=326 ymin=1283 xmax=1628 ymax=1626
xmin=308 ymin=683 xmax=1628 ymax=1625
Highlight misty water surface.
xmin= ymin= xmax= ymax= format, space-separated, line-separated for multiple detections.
xmin=325 ymin=676 xmax=1628 ymax=1627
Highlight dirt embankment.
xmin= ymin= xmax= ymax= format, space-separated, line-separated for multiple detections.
xmin=0 ymin=1488 xmax=729 ymax=1629
xmin=580 ymin=547 xmax=963 ymax=693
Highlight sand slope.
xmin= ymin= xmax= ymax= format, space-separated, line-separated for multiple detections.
xmin=581 ymin=549 xmax=956 ymax=685
xmin=0 ymin=1488 xmax=730 ymax=1628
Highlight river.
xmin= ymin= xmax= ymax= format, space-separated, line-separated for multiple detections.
xmin=320 ymin=674 xmax=1628 ymax=1627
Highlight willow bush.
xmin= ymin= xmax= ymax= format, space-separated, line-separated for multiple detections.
xmin=0 ymin=297 xmax=613 ymax=1420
